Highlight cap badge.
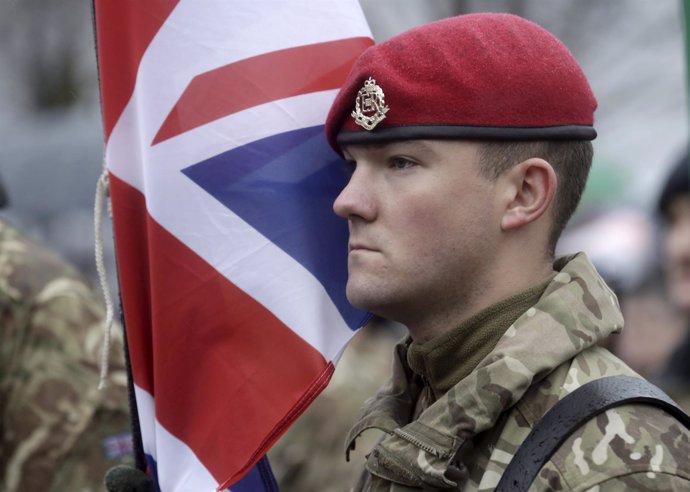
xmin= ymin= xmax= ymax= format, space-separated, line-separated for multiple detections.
xmin=351 ymin=77 xmax=389 ymax=130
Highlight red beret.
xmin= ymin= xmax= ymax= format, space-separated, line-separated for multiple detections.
xmin=326 ymin=13 xmax=597 ymax=152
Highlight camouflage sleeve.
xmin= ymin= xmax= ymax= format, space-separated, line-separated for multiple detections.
xmin=0 ymin=225 xmax=133 ymax=492
xmin=533 ymin=404 xmax=690 ymax=491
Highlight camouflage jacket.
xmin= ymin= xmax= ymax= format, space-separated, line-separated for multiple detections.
xmin=0 ymin=220 xmax=132 ymax=491
xmin=346 ymin=253 xmax=690 ymax=491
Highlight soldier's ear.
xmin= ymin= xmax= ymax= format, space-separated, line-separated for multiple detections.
xmin=500 ymin=158 xmax=557 ymax=231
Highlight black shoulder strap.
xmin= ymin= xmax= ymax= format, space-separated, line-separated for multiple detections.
xmin=495 ymin=375 xmax=690 ymax=492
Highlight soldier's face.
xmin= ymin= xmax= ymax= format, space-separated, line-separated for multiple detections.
xmin=333 ymin=139 xmax=501 ymax=327
xmin=663 ymin=195 xmax=690 ymax=313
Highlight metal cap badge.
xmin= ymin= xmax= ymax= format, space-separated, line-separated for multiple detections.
xmin=351 ymin=77 xmax=389 ymax=130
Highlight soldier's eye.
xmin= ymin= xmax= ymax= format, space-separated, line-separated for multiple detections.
xmin=391 ymin=157 xmax=417 ymax=170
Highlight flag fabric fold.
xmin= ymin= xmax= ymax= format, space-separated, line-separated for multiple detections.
xmin=93 ymin=1 xmax=373 ymax=490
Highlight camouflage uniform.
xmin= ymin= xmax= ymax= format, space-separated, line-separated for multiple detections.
xmin=0 ymin=220 xmax=133 ymax=491
xmin=347 ymin=253 xmax=690 ymax=491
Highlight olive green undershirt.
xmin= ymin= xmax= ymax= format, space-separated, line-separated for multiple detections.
xmin=406 ymin=274 xmax=555 ymax=400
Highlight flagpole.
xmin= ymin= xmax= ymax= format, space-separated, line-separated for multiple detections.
xmin=90 ymin=0 xmax=148 ymax=474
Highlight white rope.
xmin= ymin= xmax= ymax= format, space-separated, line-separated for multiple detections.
xmin=95 ymin=166 xmax=115 ymax=390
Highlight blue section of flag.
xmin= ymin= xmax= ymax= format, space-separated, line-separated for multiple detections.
xmin=146 ymin=454 xmax=277 ymax=492
xmin=232 ymin=456 xmax=280 ymax=492
xmin=145 ymin=454 xmax=162 ymax=492
xmin=182 ymin=125 xmax=368 ymax=329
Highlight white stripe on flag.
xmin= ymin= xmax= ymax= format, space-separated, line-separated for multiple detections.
xmin=135 ymin=385 xmax=220 ymax=492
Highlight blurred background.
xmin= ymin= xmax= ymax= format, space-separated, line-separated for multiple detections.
xmin=1 ymin=0 xmax=689 ymax=489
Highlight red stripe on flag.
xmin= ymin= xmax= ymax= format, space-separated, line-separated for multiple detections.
xmin=94 ymin=0 xmax=180 ymax=140
xmin=152 ymin=36 xmax=374 ymax=145
xmin=109 ymin=174 xmax=331 ymax=485
xmin=109 ymin=173 xmax=155 ymax=393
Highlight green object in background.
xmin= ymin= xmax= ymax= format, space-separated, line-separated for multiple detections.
xmin=577 ymin=158 xmax=629 ymax=216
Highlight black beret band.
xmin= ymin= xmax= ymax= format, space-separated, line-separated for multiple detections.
xmin=336 ymin=124 xmax=597 ymax=147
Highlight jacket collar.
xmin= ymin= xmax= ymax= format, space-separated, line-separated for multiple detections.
xmin=406 ymin=276 xmax=552 ymax=400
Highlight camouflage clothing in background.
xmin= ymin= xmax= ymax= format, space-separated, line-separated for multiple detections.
xmin=0 ymin=220 xmax=132 ymax=492
xmin=347 ymin=253 xmax=690 ymax=491
xmin=268 ymin=320 xmax=403 ymax=492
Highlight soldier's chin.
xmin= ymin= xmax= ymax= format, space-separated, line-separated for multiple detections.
xmin=346 ymin=284 xmax=390 ymax=315
xmin=345 ymin=291 xmax=375 ymax=312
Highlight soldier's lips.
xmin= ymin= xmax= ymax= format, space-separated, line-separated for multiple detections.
xmin=348 ymin=243 xmax=378 ymax=253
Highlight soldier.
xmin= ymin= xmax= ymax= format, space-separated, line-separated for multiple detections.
xmin=0 ymin=218 xmax=133 ymax=491
xmin=325 ymin=13 xmax=690 ymax=491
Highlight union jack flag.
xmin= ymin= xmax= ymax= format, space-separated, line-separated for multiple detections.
xmin=93 ymin=1 xmax=373 ymax=490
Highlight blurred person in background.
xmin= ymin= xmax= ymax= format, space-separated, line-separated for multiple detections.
xmin=556 ymin=208 xmax=687 ymax=380
xmin=657 ymin=152 xmax=690 ymax=409
xmin=0 ymin=177 xmax=133 ymax=491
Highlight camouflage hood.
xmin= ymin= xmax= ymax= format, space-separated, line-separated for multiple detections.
xmin=346 ymin=253 xmax=624 ymax=489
